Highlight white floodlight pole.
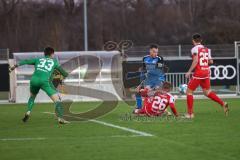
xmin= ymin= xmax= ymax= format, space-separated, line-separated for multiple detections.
xmin=84 ymin=0 xmax=88 ymax=51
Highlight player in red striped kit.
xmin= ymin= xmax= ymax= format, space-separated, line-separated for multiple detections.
xmin=136 ymin=81 xmax=178 ymax=117
xmin=185 ymin=33 xmax=229 ymax=118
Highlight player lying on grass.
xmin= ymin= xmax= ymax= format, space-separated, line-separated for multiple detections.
xmin=134 ymin=81 xmax=178 ymax=117
xmin=9 ymin=47 xmax=69 ymax=124
xmin=185 ymin=33 xmax=229 ymax=118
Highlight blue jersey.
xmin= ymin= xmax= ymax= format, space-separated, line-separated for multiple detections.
xmin=143 ymin=55 xmax=165 ymax=80
xmin=135 ymin=55 xmax=165 ymax=109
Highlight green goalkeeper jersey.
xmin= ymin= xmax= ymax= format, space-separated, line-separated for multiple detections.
xmin=18 ymin=56 xmax=68 ymax=81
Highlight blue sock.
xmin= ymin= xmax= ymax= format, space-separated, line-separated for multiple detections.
xmin=135 ymin=93 xmax=142 ymax=109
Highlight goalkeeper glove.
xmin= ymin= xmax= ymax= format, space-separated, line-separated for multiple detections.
xmin=9 ymin=64 xmax=18 ymax=73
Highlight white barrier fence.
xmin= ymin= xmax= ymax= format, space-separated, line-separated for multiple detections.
xmin=165 ymin=73 xmax=236 ymax=94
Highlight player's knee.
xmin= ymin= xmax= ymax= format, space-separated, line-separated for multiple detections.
xmin=135 ymin=92 xmax=141 ymax=97
xmin=30 ymin=93 xmax=36 ymax=99
xmin=51 ymin=93 xmax=61 ymax=103
xmin=54 ymin=100 xmax=61 ymax=105
xmin=186 ymin=88 xmax=193 ymax=95
xmin=203 ymin=89 xmax=211 ymax=96
xmin=30 ymin=95 xmax=36 ymax=99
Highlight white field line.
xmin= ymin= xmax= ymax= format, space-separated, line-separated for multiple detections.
xmin=110 ymin=135 xmax=143 ymax=138
xmin=0 ymin=137 xmax=46 ymax=141
xmin=43 ymin=112 xmax=154 ymax=137
xmin=0 ymin=135 xmax=143 ymax=141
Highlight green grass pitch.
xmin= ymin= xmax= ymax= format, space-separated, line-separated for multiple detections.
xmin=0 ymin=99 xmax=239 ymax=160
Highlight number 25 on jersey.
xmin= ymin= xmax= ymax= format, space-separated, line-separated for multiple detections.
xmin=199 ymin=49 xmax=209 ymax=67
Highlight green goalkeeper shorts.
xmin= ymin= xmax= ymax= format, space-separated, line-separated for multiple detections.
xmin=30 ymin=76 xmax=57 ymax=97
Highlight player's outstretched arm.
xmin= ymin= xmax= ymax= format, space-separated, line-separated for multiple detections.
xmin=9 ymin=58 xmax=37 ymax=73
xmin=18 ymin=58 xmax=37 ymax=66
xmin=55 ymin=65 xmax=69 ymax=78
xmin=185 ymin=55 xmax=198 ymax=78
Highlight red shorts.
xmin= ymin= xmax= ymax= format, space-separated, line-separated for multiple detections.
xmin=188 ymin=77 xmax=210 ymax=91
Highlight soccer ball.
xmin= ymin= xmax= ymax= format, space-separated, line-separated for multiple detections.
xmin=178 ymin=84 xmax=188 ymax=94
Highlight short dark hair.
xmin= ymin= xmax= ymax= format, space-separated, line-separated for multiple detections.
xmin=162 ymin=81 xmax=172 ymax=90
xmin=192 ymin=33 xmax=202 ymax=43
xmin=150 ymin=44 xmax=158 ymax=49
xmin=44 ymin=47 xmax=54 ymax=56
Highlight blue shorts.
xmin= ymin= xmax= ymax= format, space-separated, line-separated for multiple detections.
xmin=143 ymin=77 xmax=165 ymax=89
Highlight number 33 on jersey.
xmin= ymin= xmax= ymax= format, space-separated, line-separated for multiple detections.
xmin=18 ymin=57 xmax=68 ymax=81
xmin=37 ymin=58 xmax=55 ymax=72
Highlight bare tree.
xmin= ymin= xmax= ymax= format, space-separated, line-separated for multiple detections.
xmin=0 ymin=0 xmax=240 ymax=52
xmin=63 ymin=0 xmax=75 ymax=15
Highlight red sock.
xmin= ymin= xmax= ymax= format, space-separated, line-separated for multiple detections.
xmin=187 ymin=94 xmax=193 ymax=114
xmin=207 ymin=91 xmax=224 ymax=106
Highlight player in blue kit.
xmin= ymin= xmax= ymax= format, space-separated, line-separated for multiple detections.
xmin=134 ymin=44 xmax=166 ymax=113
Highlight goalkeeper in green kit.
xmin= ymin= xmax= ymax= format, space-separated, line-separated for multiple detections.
xmin=9 ymin=47 xmax=69 ymax=124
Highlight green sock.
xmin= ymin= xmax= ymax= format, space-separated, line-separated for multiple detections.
xmin=55 ymin=101 xmax=63 ymax=118
xmin=27 ymin=96 xmax=35 ymax=112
